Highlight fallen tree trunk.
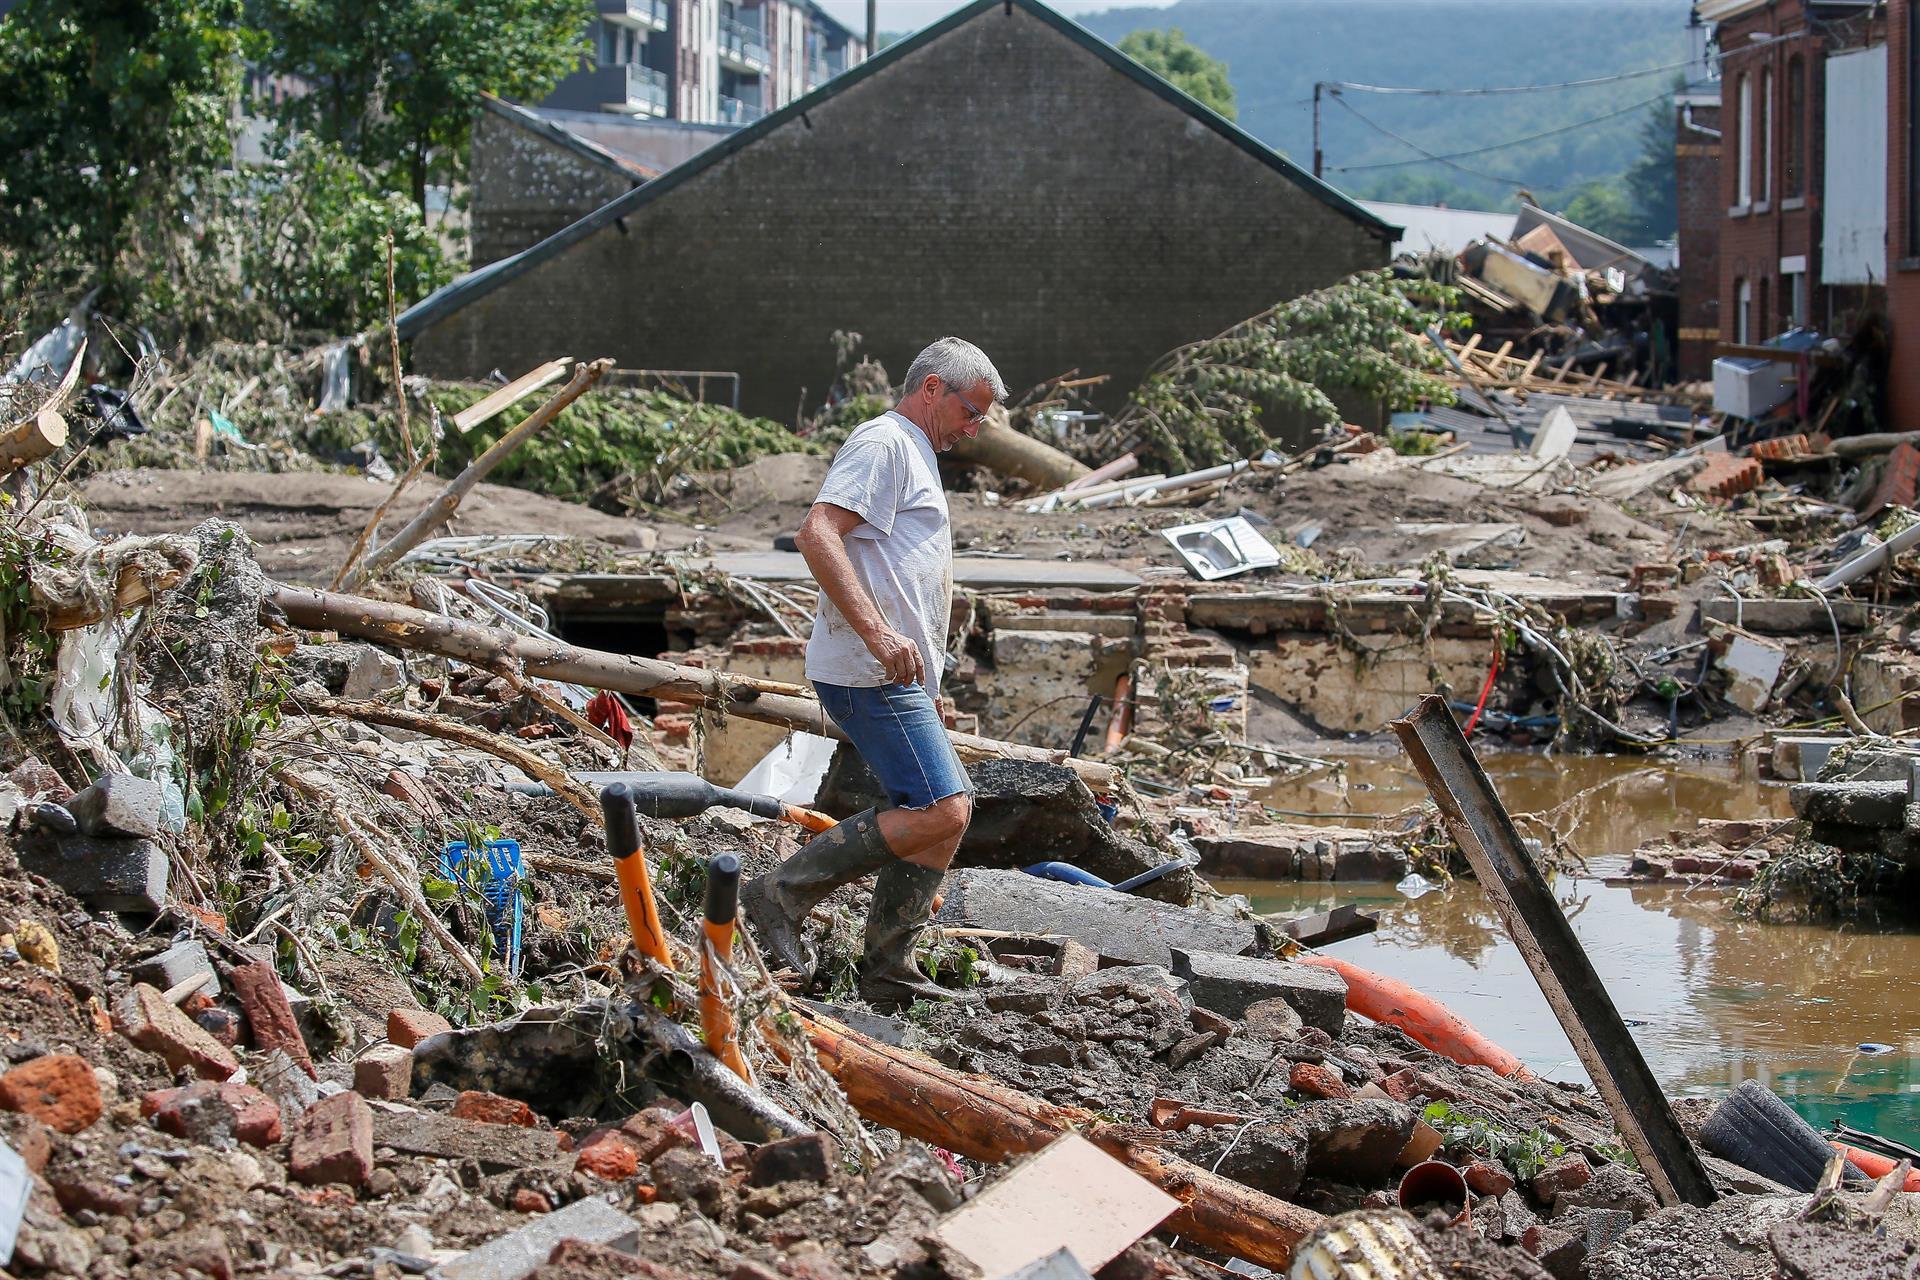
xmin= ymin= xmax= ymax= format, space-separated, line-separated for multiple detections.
xmin=799 ymin=1010 xmax=1325 ymax=1270
xmin=264 ymin=583 xmax=1119 ymax=790
xmin=0 ymin=409 xmax=68 ymax=477
xmin=947 ymin=418 xmax=1088 ymax=489
xmin=363 ymin=358 xmax=612 ymax=578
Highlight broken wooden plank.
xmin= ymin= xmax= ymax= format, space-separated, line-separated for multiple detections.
xmin=1278 ymin=904 xmax=1379 ymax=948
xmin=451 ymin=358 xmax=572 ymax=434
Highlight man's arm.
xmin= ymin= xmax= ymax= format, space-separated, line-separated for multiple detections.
xmin=795 ymin=502 xmax=926 ymax=686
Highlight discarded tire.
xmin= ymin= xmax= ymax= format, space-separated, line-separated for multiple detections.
xmin=1701 ymin=1080 xmax=1863 ymax=1191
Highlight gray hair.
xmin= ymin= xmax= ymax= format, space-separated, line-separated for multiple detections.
xmin=901 ymin=337 xmax=1006 ymax=401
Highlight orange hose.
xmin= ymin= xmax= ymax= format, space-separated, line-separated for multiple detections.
xmin=699 ymin=920 xmax=753 ymax=1083
xmin=613 ymin=844 xmax=674 ymax=969
xmin=1832 ymin=1142 xmax=1920 ymax=1190
xmin=1298 ymin=953 xmax=1532 ymax=1080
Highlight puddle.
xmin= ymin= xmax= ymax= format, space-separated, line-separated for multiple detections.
xmin=1257 ymin=750 xmax=1796 ymax=866
xmin=1227 ymin=753 xmax=1920 ymax=1139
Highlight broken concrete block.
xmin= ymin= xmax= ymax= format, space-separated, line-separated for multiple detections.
xmin=20 ymin=835 xmax=167 ymax=913
xmin=1169 ymin=949 xmax=1348 ymax=1033
xmin=341 ymin=646 xmax=407 ymax=701
xmin=1790 ymin=780 xmax=1908 ymax=829
xmin=113 ymin=984 xmax=237 ymax=1080
xmin=936 ymin=869 xmax=1256 ymax=969
xmin=63 ymin=773 xmax=165 ymax=839
xmin=370 ymin=1108 xmax=566 ymax=1170
xmin=353 ymin=1044 xmax=413 ymax=1101
xmin=749 ymin=1133 xmax=839 ymax=1186
xmin=440 ymin=1196 xmax=643 ymax=1280
xmin=1192 ymin=825 xmax=1408 ymax=882
xmin=934 ymin=1133 xmax=1177 ymax=1280
xmin=129 ymin=940 xmax=218 ymax=1001
xmin=1769 ymin=735 xmax=1847 ymax=782
xmin=1710 ymin=625 xmax=1785 ymax=713
xmin=290 ymin=1091 xmax=373 ymax=1187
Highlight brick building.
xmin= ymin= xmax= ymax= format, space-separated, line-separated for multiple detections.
xmin=1674 ymin=79 xmax=1723 ymax=381
xmin=1886 ymin=0 xmax=1920 ymax=425
xmin=400 ymin=0 xmax=1396 ymax=421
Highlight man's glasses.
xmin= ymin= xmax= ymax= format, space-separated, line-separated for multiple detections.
xmin=946 ymin=388 xmax=992 ymax=424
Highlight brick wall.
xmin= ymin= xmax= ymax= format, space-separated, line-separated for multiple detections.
xmin=468 ymin=111 xmax=639 ymax=268
xmin=416 ymin=4 xmax=1391 ymax=418
xmin=1676 ymin=97 xmax=1722 ymax=381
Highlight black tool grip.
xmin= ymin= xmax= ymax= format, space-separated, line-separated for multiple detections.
xmin=704 ymin=853 xmax=742 ymax=925
xmin=601 ymin=782 xmax=642 ymax=859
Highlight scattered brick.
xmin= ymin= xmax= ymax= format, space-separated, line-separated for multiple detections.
xmin=290 ymin=1091 xmax=374 ymax=1187
xmin=509 ymin=1187 xmax=552 ymax=1214
xmin=114 ymin=983 xmax=238 ymax=1080
xmin=227 ymin=961 xmax=314 ymax=1078
xmin=195 ymin=1008 xmax=242 ymax=1047
xmin=353 ymin=1044 xmax=413 ymax=1101
xmin=452 ymin=1089 xmax=537 ymax=1127
xmin=1684 ymin=453 xmax=1762 ymax=500
xmin=387 ymin=1008 xmax=452 ymax=1049
xmin=380 ymin=768 xmax=442 ymax=817
xmin=620 ymin=1107 xmax=696 ymax=1163
xmin=1531 ymin=1152 xmax=1594 ymax=1204
xmin=1464 ymin=1159 xmax=1515 ymax=1197
xmin=0 ymin=1053 xmax=102 ymax=1134
xmin=140 ymin=1081 xmax=282 ymax=1147
xmin=2 ymin=1115 xmax=52 ymax=1172
xmin=1288 ymin=1061 xmax=1352 ymax=1100
xmin=575 ymin=1129 xmax=642 ymax=1180
xmin=51 ymin=1176 xmax=140 ymax=1217
xmin=653 ymin=714 xmax=694 ymax=742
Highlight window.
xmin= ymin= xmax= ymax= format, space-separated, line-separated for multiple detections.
xmin=1786 ymin=56 xmax=1806 ymax=198
xmin=1736 ymin=278 xmax=1751 ymax=344
xmin=1784 ymin=271 xmax=1806 ymax=325
xmin=1911 ymin=5 xmax=1920 ymax=254
xmin=1760 ymin=67 xmax=1774 ymax=204
xmin=1758 ymin=277 xmax=1771 ymax=340
xmin=1737 ymin=73 xmax=1753 ymax=206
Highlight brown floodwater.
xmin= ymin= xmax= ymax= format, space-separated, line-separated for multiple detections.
xmin=1224 ymin=753 xmax=1920 ymax=1140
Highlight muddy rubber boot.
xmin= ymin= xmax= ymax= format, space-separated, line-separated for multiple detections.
xmin=740 ymin=808 xmax=893 ymax=979
xmin=858 ymin=860 xmax=978 ymax=1009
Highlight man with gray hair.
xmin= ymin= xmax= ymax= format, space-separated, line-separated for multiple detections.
xmin=743 ymin=337 xmax=1004 ymax=1007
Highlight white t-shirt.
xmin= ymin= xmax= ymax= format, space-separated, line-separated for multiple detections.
xmin=804 ymin=412 xmax=953 ymax=690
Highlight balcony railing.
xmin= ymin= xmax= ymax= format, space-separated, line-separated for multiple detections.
xmin=597 ymin=0 xmax=668 ymax=29
xmin=719 ymin=15 xmax=770 ymax=69
xmin=621 ymin=61 xmax=669 ymax=114
xmin=717 ymin=94 xmax=764 ymax=123
xmin=806 ymin=56 xmax=830 ymax=88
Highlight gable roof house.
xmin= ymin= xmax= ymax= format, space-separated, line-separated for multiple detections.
xmin=404 ymin=0 xmax=1397 ymax=419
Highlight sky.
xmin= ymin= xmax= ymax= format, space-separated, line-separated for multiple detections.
xmin=812 ymin=0 xmax=1165 ymax=37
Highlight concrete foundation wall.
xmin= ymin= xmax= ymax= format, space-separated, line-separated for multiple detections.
xmin=415 ymin=4 xmax=1389 ymax=418
xmin=469 ymin=111 xmax=639 ymax=269
xmin=1247 ymin=633 xmax=1492 ymax=735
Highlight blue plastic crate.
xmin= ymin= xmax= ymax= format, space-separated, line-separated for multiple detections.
xmin=439 ymin=839 xmax=524 ymax=977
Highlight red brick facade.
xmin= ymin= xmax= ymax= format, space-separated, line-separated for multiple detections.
xmin=1888 ymin=0 xmax=1920 ymax=427
xmin=1676 ymin=91 xmax=1723 ymax=381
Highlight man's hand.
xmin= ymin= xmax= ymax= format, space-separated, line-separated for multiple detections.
xmin=861 ymin=623 xmax=924 ymax=686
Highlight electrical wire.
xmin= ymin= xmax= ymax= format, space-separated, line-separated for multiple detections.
xmin=1324 ymin=54 xmax=1703 ymax=96
xmin=1327 ymin=91 xmax=1670 ymax=174
xmin=1328 ymin=93 xmax=1539 ymax=187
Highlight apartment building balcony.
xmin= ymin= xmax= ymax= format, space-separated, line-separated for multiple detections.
xmin=549 ymin=60 xmax=669 ymax=116
xmin=719 ymin=15 xmax=770 ymax=72
xmin=718 ymin=93 xmax=764 ymax=123
xmin=806 ymin=57 xmax=831 ymax=89
xmin=597 ymin=0 xmax=668 ymax=30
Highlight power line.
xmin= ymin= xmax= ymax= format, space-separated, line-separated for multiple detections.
xmin=1326 ymin=54 xmax=1700 ymax=97
xmin=1328 ymin=94 xmax=1538 ymax=187
xmin=1327 ymin=91 xmax=1669 ymax=174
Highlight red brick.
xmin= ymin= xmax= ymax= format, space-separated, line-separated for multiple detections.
xmin=575 ymin=1128 xmax=642 ymax=1180
xmin=1684 ymin=454 xmax=1762 ymax=500
xmin=114 ymin=983 xmax=238 ymax=1081
xmin=3 ymin=1116 xmax=51 ymax=1172
xmin=141 ymin=1081 xmax=282 ymax=1147
xmin=1870 ymin=442 xmax=1920 ymax=513
xmin=290 ymin=1091 xmax=374 ymax=1187
xmin=509 ymin=1187 xmax=553 ymax=1213
xmin=452 ymin=1089 xmax=537 ymax=1127
xmin=654 ymin=714 xmax=694 ymax=742
xmin=0 ymin=1055 xmax=100 ymax=1134
xmin=1288 ymin=1061 xmax=1352 ymax=1100
xmin=620 ymin=1107 xmax=696 ymax=1163
xmin=387 ymin=1008 xmax=452 ymax=1049
xmin=353 ymin=1044 xmax=413 ymax=1101
xmin=1464 ymin=1159 xmax=1514 ymax=1197
xmin=1530 ymin=1152 xmax=1593 ymax=1203
xmin=227 ymin=961 xmax=314 ymax=1078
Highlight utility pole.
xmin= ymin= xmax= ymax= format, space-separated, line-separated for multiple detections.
xmin=867 ymin=0 xmax=876 ymax=55
xmin=1312 ymin=82 xmax=1323 ymax=179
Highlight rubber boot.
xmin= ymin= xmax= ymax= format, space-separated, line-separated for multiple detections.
xmin=740 ymin=808 xmax=893 ymax=979
xmin=858 ymin=859 xmax=977 ymax=1009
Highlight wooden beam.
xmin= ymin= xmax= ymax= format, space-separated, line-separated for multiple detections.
xmin=451 ymin=359 xmax=572 ymax=434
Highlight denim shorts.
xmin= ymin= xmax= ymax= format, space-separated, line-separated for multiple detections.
xmin=816 ymin=681 xmax=972 ymax=810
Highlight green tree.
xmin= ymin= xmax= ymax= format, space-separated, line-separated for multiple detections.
xmin=1118 ymin=28 xmax=1237 ymax=121
xmin=1623 ymin=85 xmax=1680 ymax=242
xmin=251 ymin=0 xmax=592 ymax=219
xmin=0 ymin=0 xmax=248 ymax=317
xmin=1558 ymin=180 xmax=1639 ymax=244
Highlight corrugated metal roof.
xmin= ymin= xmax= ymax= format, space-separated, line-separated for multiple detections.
xmin=1359 ymin=201 xmax=1516 ymax=259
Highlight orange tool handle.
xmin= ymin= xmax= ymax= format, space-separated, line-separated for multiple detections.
xmin=603 ymin=783 xmax=674 ymax=968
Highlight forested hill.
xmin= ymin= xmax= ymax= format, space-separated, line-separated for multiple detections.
xmin=1075 ymin=0 xmax=1693 ymax=215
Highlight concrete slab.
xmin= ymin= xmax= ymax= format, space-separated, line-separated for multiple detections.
xmin=935 ymin=869 xmax=1256 ymax=969
xmin=441 ymin=1196 xmax=642 ymax=1280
